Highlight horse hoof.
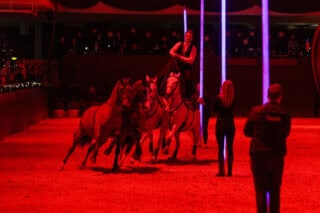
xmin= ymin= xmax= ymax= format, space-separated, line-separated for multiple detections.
xmin=129 ymin=158 xmax=135 ymax=165
xmin=148 ymin=156 xmax=157 ymax=164
xmin=190 ymin=156 xmax=197 ymax=161
xmin=58 ymin=162 xmax=65 ymax=171
xmin=132 ymin=154 xmax=141 ymax=162
xmin=90 ymin=157 xmax=97 ymax=163
xmin=104 ymin=148 xmax=112 ymax=155
xmin=162 ymin=149 xmax=169 ymax=155
xmin=149 ymin=143 xmax=154 ymax=153
xmin=78 ymin=164 xmax=86 ymax=170
xmin=111 ymin=167 xmax=119 ymax=172
xmin=167 ymin=157 xmax=176 ymax=161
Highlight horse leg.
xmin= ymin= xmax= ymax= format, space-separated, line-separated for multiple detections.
xmin=90 ymin=143 xmax=99 ymax=163
xmin=81 ymin=141 xmax=95 ymax=167
xmin=139 ymin=132 xmax=148 ymax=145
xmin=59 ymin=128 xmax=89 ymax=170
xmin=153 ymin=126 xmax=166 ymax=160
xmin=133 ymin=138 xmax=142 ymax=161
xmin=59 ymin=140 xmax=78 ymax=171
xmin=118 ymin=140 xmax=134 ymax=166
xmin=169 ymin=132 xmax=180 ymax=160
xmin=112 ymin=137 xmax=121 ymax=172
xmin=119 ymin=133 xmax=141 ymax=166
xmin=148 ymin=131 xmax=154 ymax=153
xmin=163 ymin=124 xmax=178 ymax=155
xmin=191 ymin=128 xmax=200 ymax=160
xmin=91 ymin=133 xmax=109 ymax=163
xmin=104 ymin=138 xmax=117 ymax=155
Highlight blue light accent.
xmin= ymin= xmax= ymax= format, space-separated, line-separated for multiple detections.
xmin=266 ymin=191 xmax=270 ymax=212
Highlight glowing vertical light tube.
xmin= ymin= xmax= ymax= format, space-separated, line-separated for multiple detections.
xmin=262 ymin=0 xmax=270 ymax=103
xmin=221 ymin=0 xmax=227 ymax=83
xmin=221 ymin=0 xmax=227 ymax=160
xmin=183 ymin=6 xmax=188 ymax=34
xmin=199 ymin=0 xmax=204 ymax=135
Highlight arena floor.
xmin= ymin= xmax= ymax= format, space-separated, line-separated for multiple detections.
xmin=0 ymin=117 xmax=319 ymax=212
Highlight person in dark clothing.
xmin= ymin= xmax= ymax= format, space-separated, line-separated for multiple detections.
xmin=214 ymin=80 xmax=236 ymax=177
xmin=169 ymin=29 xmax=197 ymax=100
xmin=243 ymin=83 xmax=291 ymax=213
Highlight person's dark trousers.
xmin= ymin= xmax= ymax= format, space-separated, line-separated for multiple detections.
xmin=202 ymin=97 xmax=211 ymax=145
xmin=251 ymin=155 xmax=284 ymax=213
xmin=215 ymin=121 xmax=235 ymax=175
xmin=179 ymin=75 xmax=187 ymax=99
xmin=185 ymin=79 xmax=193 ymax=99
xmin=202 ymin=115 xmax=209 ymax=144
xmin=180 ymin=70 xmax=193 ymax=100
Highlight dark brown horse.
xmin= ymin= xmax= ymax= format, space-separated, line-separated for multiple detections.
xmin=59 ymin=78 xmax=143 ymax=171
xmin=106 ymin=78 xmax=153 ymax=168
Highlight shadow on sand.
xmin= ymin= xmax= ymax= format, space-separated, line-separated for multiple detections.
xmin=147 ymin=158 xmax=217 ymax=166
xmin=90 ymin=165 xmax=160 ymax=174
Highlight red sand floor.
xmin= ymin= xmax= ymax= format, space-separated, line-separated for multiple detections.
xmin=0 ymin=117 xmax=320 ymax=212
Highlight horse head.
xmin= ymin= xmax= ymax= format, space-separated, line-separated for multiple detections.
xmin=146 ymin=75 xmax=158 ymax=101
xmin=116 ymin=77 xmax=135 ymax=109
xmin=165 ymin=72 xmax=180 ymax=97
xmin=133 ymin=79 xmax=151 ymax=114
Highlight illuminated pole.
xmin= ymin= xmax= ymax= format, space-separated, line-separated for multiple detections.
xmin=221 ymin=0 xmax=227 ymax=160
xmin=221 ymin=0 xmax=226 ymax=83
xmin=199 ymin=0 xmax=204 ymax=137
xmin=262 ymin=0 xmax=271 ymax=209
xmin=183 ymin=6 xmax=188 ymax=34
xmin=262 ymin=0 xmax=270 ymax=103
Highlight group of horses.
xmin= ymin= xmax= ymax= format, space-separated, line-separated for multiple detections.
xmin=59 ymin=71 xmax=201 ymax=172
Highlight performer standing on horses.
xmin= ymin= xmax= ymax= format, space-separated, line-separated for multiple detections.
xmin=169 ymin=29 xmax=197 ymax=100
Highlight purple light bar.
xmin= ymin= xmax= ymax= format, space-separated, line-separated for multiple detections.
xmin=199 ymin=0 xmax=204 ymax=136
xmin=183 ymin=6 xmax=187 ymax=34
xmin=221 ymin=0 xmax=227 ymax=160
xmin=221 ymin=0 xmax=226 ymax=83
xmin=262 ymin=0 xmax=270 ymax=103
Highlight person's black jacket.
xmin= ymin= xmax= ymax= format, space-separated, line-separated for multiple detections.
xmin=244 ymin=101 xmax=291 ymax=157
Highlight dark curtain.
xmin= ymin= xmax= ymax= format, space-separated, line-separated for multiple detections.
xmin=57 ymin=0 xmax=320 ymax=13
xmin=268 ymin=0 xmax=320 ymax=13
xmin=311 ymin=26 xmax=320 ymax=97
xmin=102 ymin=0 xmax=176 ymax=11
xmin=183 ymin=0 xmax=255 ymax=12
xmin=57 ymin=0 xmax=99 ymax=9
